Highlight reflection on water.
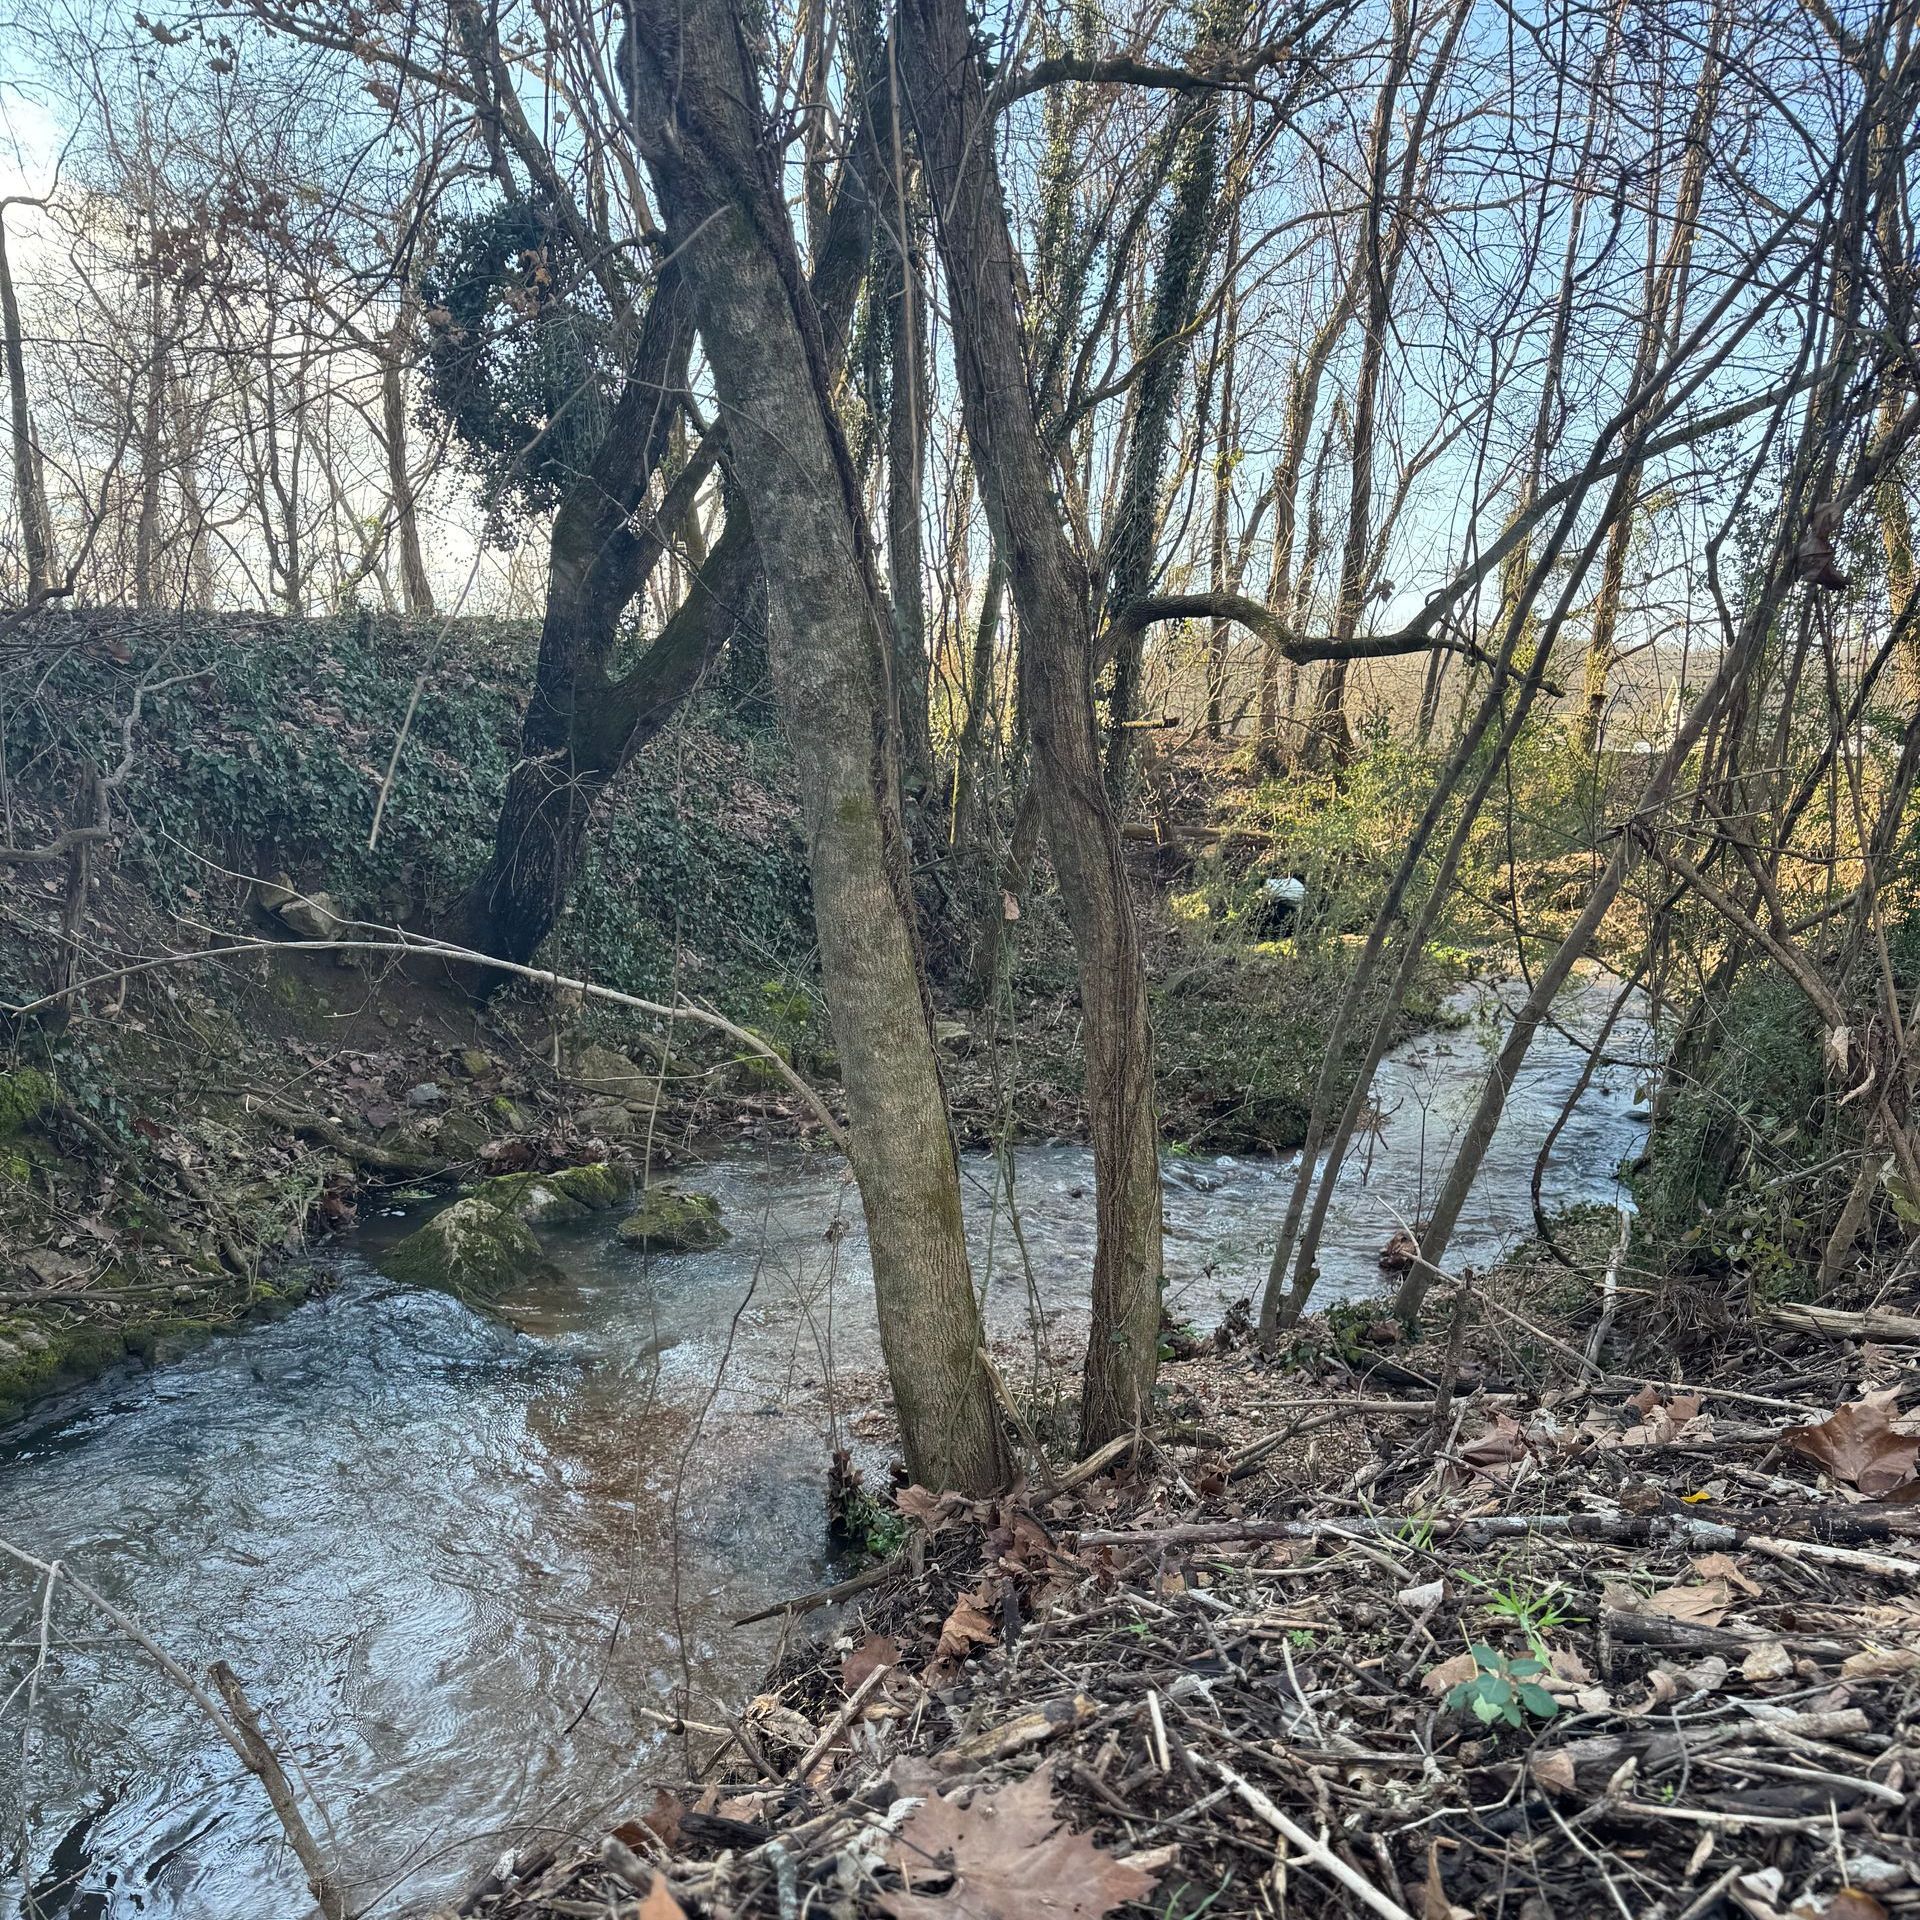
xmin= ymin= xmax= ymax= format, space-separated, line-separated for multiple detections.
xmin=0 ymin=972 xmax=1649 ymax=1917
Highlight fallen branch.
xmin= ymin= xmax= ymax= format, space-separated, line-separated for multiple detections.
xmin=7 ymin=923 xmax=849 ymax=1153
xmin=1076 ymin=1508 xmax=1918 ymax=1552
xmin=0 ymin=1535 xmax=347 ymax=1920
xmin=732 ymin=1552 xmax=906 ymax=1627
xmin=1764 ymin=1301 xmax=1920 ymax=1342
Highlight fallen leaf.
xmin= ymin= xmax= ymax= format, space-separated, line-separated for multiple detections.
xmin=1823 ymin=1896 xmax=1889 ymax=1920
xmin=1840 ymin=1647 xmax=1920 ymax=1678
xmin=637 ymin=1880 xmax=687 ymax=1920
xmin=1783 ymin=1401 xmax=1920 ymax=1497
xmin=1621 ymin=1668 xmax=1680 ymax=1716
xmin=1423 ymin=1840 xmax=1471 ymax=1920
xmin=934 ymin=1591 xmax=997 ymax=1665
xmin=1424 ymin=1651 xmax=1479 ymax=1694
xmin=1731 ymin=1867 xmax=1786 ymax=1920
xmin=1529 ymin=1750 xmax=1578 ymax=1797
xmin=897 ymin=1485 xmax=967 ymax=1534
xmin=880 ymin=1765 xmax=1159 ymax=1920
xmin=1680 ymin=1654 xmax=1731 ymax=1693
xmin=1644 ymin=1577 xmax=1733 ymax=1627
xmin=844 ymin=1634 xmax=902 ymax=1692
xmin=1742 ymin=1642 xmax=1794 ymax=1682
xmin=1693 ymin=1552 xmax=1763 ymax=1598
xmin=1546 ymin=1646 xmax=1595 ymax=1687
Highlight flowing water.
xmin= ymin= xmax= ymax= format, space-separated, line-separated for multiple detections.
xmin=0 ymin=972 xmax=1651 ymax=1918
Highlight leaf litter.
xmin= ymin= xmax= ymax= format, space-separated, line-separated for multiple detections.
xmin=455 ymin=1306 xmax=1920 ymax=1920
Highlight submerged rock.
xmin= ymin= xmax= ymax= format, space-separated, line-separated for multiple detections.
xmin=616 ymin=1186 xmax=727 ymax=1253
xmin=380 ymin=1196 xmax=551 ymax=1300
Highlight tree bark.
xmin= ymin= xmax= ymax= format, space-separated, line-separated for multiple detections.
xmin=381 ymin=304 xmax=436 ymax=617
xmin=902 ymin=0 xmax=1164 ymax=1450
xmin=622 ymin=0 xmax=1008 ymax=1495
xmin=0 ymin=205 xmax=55 ymax=606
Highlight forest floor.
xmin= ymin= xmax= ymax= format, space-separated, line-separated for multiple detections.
xmin=461 ymin=1235 xmax=1920 ymax=1920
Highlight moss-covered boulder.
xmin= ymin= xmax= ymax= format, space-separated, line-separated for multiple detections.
xmin=477 ymin=1162 xmax=630 ymax=1226
xmin=616 ymin=1186 xmax=727 ymax=1253
xmin=568 ymin=1044 xmax=660 ymax=1105
xmin=381 ymin=1196 xmax=550 ymax=1300
xmin=0 ymin=1068 xmax=55 ymax=1136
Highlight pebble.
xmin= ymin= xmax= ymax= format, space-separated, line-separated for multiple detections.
xmin=407 ymin=1082 xmax=446 ymax=1108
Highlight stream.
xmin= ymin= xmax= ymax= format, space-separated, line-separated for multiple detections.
xmin=0 ymin=971 xmax=1651 ymax=1918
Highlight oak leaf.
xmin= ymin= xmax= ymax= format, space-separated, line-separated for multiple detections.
xmin=881 ymin=1766 xmax=1160 ymax=1920
xmin=1782 ymin=1400 xmax=1920 ymax=1497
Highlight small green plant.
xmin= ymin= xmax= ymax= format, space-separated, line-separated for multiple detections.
xmin=1441 ymin=1644 xmax=1560 ymax=1729
xmin=1287 ymin=1628 xmax=1317 ymax=1651
xmin=1474 ymin=1576 xmax=1577 ymax=1656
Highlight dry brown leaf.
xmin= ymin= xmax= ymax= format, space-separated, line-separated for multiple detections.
xmin=1423 ymin=1841 xmax=1471 ymax=1920
xmin=1644 ymin=1577 xmax=1733 ymax=1627
xmin=1546 ymin=1647 xmax=1595 ymax=1687
xmin=1822 ymin=1895 xmax=1889 ymax=1920
xmin=1782 ymin=1401 xmax=1920 ymax=1497
xmin=1839 ymin=1646 xmax=1920 ymax=1678
xmin=636 ymin=1880 xmax=687 ymax=1920
xmin=1621 ymin=1667 xmax=1681 ymax=1716
xmin=1423 ymin=1651 xmax=1479 ymax=1694
xmin=934 ymin=1591 xmax=998 ymax=1666
xmin=844 ymin=1634 xmax=903 ymax=1692
xmin=1741 ymin=1641 xmax=1794 ymax=1682
xmin=1693 ymin=1552 xmax=1764 ymax=1598
xmin=1529 ymin=1750 xmax=1578 ymax=1797
xmin=880 ymin=1765 xmax=1159 ymax=1920
xmin=897 ymin=1485 xmax=967 ymax=1534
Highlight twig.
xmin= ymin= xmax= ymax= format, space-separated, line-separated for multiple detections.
xmin=1203 ymin=1757 xmax=1416 ymax=1920
xmin=732 ymin=1552 xmax=905 ymax=1627
xmin=8 ymin=925 xmax=849 ymax=1153
xmin=788 ymin=1664 xmax=888 ymax=1780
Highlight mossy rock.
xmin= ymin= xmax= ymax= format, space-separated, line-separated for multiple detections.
xmin=380 ymin=1196 xmax=552 ymax=1300
xmin=0 ymin=1068 xmax=55 ymax=1137
xmin=568 ymin=1043 xmax=659 ymax=1104
xmin=476 ymin=1162 xmax=630 ymax=1225
xmin=437 ymin=1109 xmax=492 ymax=1159
xmin=616 ymin=1187 xmax=727 ymax=1253
xmin=0 ymin=1319 xmax=129 ymax=1426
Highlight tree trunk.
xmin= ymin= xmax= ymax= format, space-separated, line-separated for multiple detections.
xmin=902 ymin=0 xmax=1164 ymax=1451
xmin=0 ymin=206 xmax=55 ymax=606
xmin=381 ymin=307 xmax=436 ymax=617
xmin=623 ymin=0 xmax=1008 ymax=1495
xmin=1578 ymin=8 xmax=1724 ymax=746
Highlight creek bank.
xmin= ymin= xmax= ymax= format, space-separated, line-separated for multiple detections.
xmin=466 ymin=1265 xmax=1920 ymax=1920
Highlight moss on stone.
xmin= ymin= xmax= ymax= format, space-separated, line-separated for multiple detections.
xmin=472 ymin=1161 xmax=630 ymax=1225
xmin=381 ymin=1195 xmax=550 ymax=1300
xmin=616 ymin=1186 xmax=727 ymax=1253
xmin=0 ymin=1068 xmax=55 ymax=1137
xmin=0 ymin=1319 xmax=129 ymax=1425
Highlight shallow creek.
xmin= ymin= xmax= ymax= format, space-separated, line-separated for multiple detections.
xmin=1 ymin=973 xmax=1650 ymax=1918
